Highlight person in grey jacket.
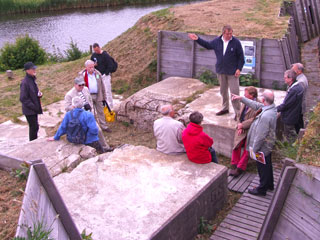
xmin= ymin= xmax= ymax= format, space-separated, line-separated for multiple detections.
xmin=232 ymin=90 xmax=277 ymax=196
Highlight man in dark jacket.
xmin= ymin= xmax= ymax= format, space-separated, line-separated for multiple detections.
xmin=188 ymin=25 xmax=245 ymax=119
xmin=20 ymin=62 xmax=43 ymax=141
xmin=91 ymin=43 xmax=115 ymax=109
xmin=277 ymin=69 xmax=304 ymax=144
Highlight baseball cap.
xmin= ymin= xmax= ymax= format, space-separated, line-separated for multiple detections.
xmin=24 ymin=62 xmax=37 ymax=70
xmin=74 ymin=76 xmax=85 ymax=85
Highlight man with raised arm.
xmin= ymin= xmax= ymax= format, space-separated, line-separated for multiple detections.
xmin=189 ymin=25 xmax=245 ymax=119
xmin=231 ymin=90 xmax=277 ymax=196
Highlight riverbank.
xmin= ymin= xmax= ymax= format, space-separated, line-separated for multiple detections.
xmin=0 ymin=0 xmax=188 ymax=15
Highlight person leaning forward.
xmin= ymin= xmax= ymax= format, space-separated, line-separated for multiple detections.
xmin=64 ymin=76 xmax=112 ymax=152
xmin=20 ymin=62 xmax=43 ymax=141
xmin=80 ymin=60 xmax=111 ymax=132
xmin=188 ymin=25 xmax=245 ymax=119
xmin=232 ymin=90 xmax=277 ymax=196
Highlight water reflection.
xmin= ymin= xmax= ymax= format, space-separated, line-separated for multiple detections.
xmin=0 ymin=2 xmax=195 ymax=53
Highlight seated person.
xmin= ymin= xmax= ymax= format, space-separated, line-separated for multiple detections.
xmin=153 ymin=104 xmax=185 ymax=154
xmin=48 ymin=96 xmax=107 ymax=154
xmin=182 ymin=111 xmax=218 ymax=164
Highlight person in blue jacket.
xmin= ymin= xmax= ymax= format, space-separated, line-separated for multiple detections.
xmin=277 ymin=69 xmax=304 ymax=144
xmin=48 ymin=96 xmax=106 ymax=153
xmin=189 ymin=25 xmax=245 ymax=119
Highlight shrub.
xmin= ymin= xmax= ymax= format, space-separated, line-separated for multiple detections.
xmin=239 ymin=72 xmax=259 ymax=86
xmin=197 ymin=69 xmax=219 ymax=86
xmin=0 ymin=34 xmax=46 ymax=71
xmin=64 ymin=39 xmax=84 ymax=61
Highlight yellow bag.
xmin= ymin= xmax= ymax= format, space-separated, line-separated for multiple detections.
xmin=104 ymin=106 xmax=116 ymax=122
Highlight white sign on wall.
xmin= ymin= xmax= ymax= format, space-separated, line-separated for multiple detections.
xmin=240 ymin=40 xmax=256 ymax=74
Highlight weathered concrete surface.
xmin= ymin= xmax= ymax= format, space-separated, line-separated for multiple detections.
xmin=117 ymin=77 xmax=207 ymax=130
xmin=5 ymin=138 xmax=97 ymax=176
xmin=178 ymin=86 xmax=287 ymax=157
xmin=54 ymin=145 xmax=228 ymax=240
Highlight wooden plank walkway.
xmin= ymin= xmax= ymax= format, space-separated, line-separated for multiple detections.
xmin=211 ymin=167 xmax=281 ymax=240
xmin=228 ymin=172 xmax=256 ymax=193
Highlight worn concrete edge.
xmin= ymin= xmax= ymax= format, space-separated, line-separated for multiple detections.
xmin=151 ymin=165 xmax=228 ymax=239
xmin=0 ymin=153 xmax=31 ymax=171
xmin=294 ymin=163 xmax=320 ymax=181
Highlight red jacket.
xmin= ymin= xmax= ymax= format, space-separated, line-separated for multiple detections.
xmin=182 ymin=122 xmax=214 ymax=164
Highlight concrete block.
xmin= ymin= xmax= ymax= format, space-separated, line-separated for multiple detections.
xmin=53 ymin=145 xmax=227 ymax=240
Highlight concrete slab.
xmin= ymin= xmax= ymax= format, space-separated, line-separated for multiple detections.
xmin=5 ymin=138 xmax=97 ymax=176
xmin=179 ymin=86 xmax=287 ymax=157
xmin=53 ymin=145 xmax=228 ymax=240
xmin=117 ymin=77 xmax=207 ymax=130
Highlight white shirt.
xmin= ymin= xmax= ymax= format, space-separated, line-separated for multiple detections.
xmin=88 ymin=73 xmax=98 ymax=94
xmin=222 ymin=36 xmax=232 ymax=55
xmin=153 ymin=116 xmax=185 ymax=155
xmin=297 ymin=73 xmax=308 ymax=113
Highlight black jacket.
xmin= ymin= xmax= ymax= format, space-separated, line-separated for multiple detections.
xmin=91 ymin=51 xmax=113 ymax=75
xmin=20 ymin=73 xmax=43 ymax=116
xmin=196 ymin=35 xmax=245 ymax=75
xmin=277 ymin=82 xmax=303 ymax=125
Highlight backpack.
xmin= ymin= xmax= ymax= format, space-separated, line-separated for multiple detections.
xmin=110 ymin=56 xmax=118 ymax=73
xmin=66 ymin=110 xmax=87 ymax=144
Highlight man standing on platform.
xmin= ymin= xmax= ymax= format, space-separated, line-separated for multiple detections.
xmin=232 ymin=90 xmax=277 ymax=196
xmin=20 ymin=62 xmax=43 ymax=141
xmin=91 ymin=43 xmax=115 ymax=109
xmin=188 ymin=25 xmax=245 ymax=119
xmin=291 ymin=63 xmax=308 ymax=132
xmin=81 ymin=60 xmax=111 ymax=132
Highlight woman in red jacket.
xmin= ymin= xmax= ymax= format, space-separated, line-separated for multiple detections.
xmin=182 ymin=111 xmax=218 ymax=164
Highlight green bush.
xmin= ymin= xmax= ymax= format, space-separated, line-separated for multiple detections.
xmin=64 ymin=39 xmax=84 ymax=61
xmin=0 ymin=34 xmax=46 ymax=71
xmin=197 ymin=69 xmax=219 ymax=86
xmin=239 ymin=72 xmax=259 ymax=86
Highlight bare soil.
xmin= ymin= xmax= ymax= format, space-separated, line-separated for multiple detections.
xmin=0 ymin=170 xmax=26 ymax=240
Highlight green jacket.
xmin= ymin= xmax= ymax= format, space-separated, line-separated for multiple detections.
xmin=241 ymin=97 xmax=277 ymax=156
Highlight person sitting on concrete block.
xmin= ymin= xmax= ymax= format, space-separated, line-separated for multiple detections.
xmin=48 ymin=96 xmax=111 ymax=154
xmin=230 ymin=86 xmax=258 ymax=177
xmin=153 ymin=104 xmax=185 ymax=155
xmin=182 ymin=111 xmax=218 ymax=164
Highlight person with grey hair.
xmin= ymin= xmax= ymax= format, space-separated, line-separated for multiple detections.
xmin=81 ymin=60 xmax=111 ymax=132
xmin=277 ymin=69 xmax=304 ymax=143
xmin=48 ymin=96 xmax=110 ymax=153
xmin=182 ymin=111 xmax=218 ymax=164
xmin=291 ymin=63 xmax=308 ymax=132
xmin=64 ymin=75 xmax=111 ymax=151
xmin=231 ymin=90 xmax=277 ymax=196
xmin=153 ymin=105 xmax=185 ymax=154
xmin=188 ymin=25 xmax=245 ymax=119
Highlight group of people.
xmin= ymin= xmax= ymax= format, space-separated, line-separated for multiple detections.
xmin=153 ymin=25 xmax=308 ymax=197
xmin=20 ymin=25 xmax=308 ymax=197
xmin=20 ymin=43 xmax=116 ymax=153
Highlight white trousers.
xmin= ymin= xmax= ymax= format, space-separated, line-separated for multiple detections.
xmin=102 ymin=74 xmax=114 ymax=109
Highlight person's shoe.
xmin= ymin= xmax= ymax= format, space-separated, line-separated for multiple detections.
xmin=103 ymin=128 xmax=112 ymax=133
xmin=248 ymin=188 xmax=266 ymax=196
xmin=216 ymin=109 xmax=229 ymax=116
xmin=230 ymin=164 xmax=237 ymax=170
xmin=268 ymin=186 xmax=274 ymax=191
xmin=232 ymin=168 xmax=243 ymax=178
xmin=229 ymin=168 xmax=238 ymax=176
xmin=103 ymin=147 xmax=114 ymax=153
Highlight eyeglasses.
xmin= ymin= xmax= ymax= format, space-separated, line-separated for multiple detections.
xmin=78 ymin=84 xmax=85 ymax=87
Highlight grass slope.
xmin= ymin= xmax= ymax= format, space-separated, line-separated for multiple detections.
xmin=0 ymin=0 xmax=289 ymax=123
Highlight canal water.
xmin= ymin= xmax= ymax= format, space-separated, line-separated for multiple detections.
xmin=0 ymin=2 xmax=196 ymax=53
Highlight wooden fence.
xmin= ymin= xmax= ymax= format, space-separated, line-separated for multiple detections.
xmin=157 ymin=30 xmax=300 ymax=89
xmin=258 ymin=158 xmax=320 ymax=240
xmin=0 ymin=155 xmax=81 ymax=240
xmin=157 ymin=0 xmax=320 ymax=89
xmin=292 ymin=0 xmax=320 ymax=42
